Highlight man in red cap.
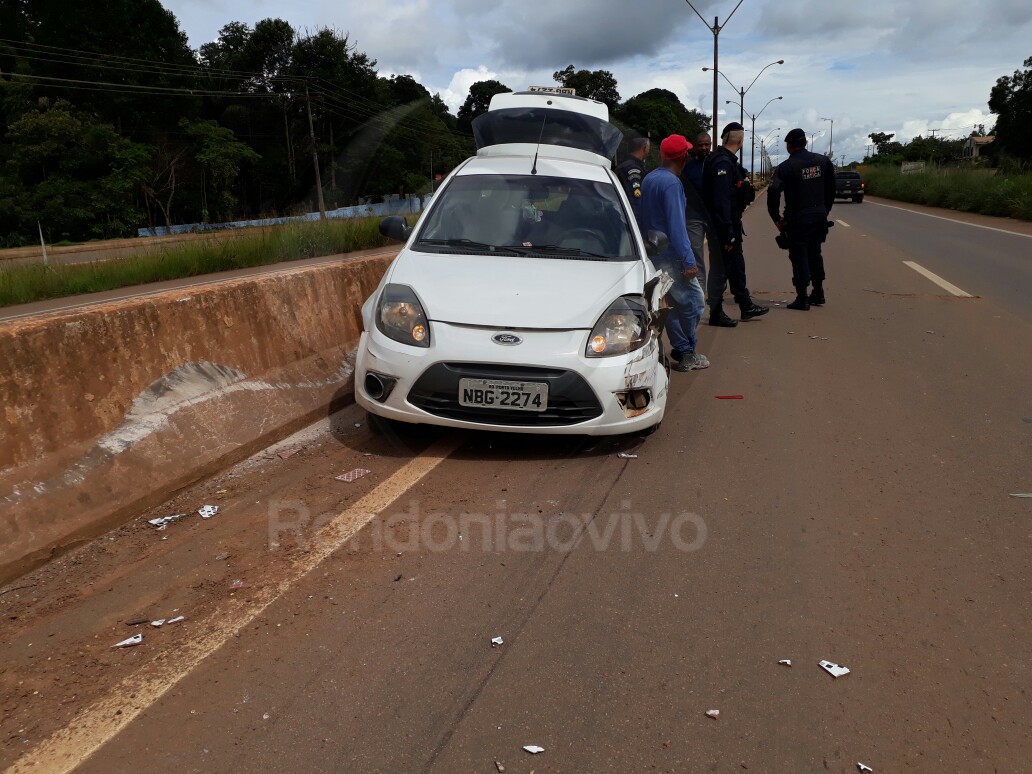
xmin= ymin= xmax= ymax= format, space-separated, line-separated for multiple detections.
xmin=640 ymin=134 xmax=709 ymax=371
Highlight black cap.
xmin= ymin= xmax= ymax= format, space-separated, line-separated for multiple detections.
xmin=785 ymin=128 xmax=807 ymax=147
xmin=721 ymin=121 xmax=745 ymax=138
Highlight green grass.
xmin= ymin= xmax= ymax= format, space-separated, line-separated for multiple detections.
xmin=862 ymin=166 xmax=1032 ymax=221
xmin=0 ymin=217 xmax=392 ymax=308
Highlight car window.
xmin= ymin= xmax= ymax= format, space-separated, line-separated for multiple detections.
xmin=836 ymin=172 xmax=861 ymax=179
xmin=414 ymin=174 xmax=638 ymax=261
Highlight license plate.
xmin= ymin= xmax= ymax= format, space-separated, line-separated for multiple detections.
xmin=458 ymin=378 xmax=548 ymax=412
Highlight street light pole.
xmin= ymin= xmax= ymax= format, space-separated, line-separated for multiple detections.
xmin=704 ymin=59 xmax=784 ymax=163
xmin=820 ymin=116 xmax=834 ymax=157
xmin=726 ymin=96 xmax=782 ymax=180
xmin=683 ymin=0 xmax=746 ymax=138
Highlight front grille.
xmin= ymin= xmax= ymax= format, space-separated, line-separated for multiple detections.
xmin=408 ymin=363 xmax=603 ymax=426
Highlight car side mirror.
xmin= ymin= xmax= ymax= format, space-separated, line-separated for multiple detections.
xmin=379 ymin=216 xmax=412 ymax=243
xmin=645 ymin=230 xmax=668 ymax=257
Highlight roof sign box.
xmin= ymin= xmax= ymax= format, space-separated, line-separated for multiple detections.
xmin=528 ymin=85 xmax=577 ymax=96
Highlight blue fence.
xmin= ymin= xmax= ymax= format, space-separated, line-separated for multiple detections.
xmin=137 ymin=196 xmax=431 ymax=238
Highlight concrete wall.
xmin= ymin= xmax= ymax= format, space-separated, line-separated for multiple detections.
xmin=0 ymin=252 xmax=394 ymax=584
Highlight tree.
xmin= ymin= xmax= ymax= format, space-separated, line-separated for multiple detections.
xmin=457 ymin=80 xmax=511 ymax=133
xmin=614 ymin=89 xmax=710 ymax=144
xmin=868 ymin=132 xmax=896 ymax=153
xmin=988 ymin=56 xmax=1032 ymax=160
xmin=552 ymin=65 xmax=620 ymax=109
xmin=181 ymin=119 xmax=260 ymax=223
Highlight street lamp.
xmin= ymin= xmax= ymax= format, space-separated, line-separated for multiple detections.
xmin=703 ymin=59 xmax=784 ymax=160
xmin=682 ymin=0 xmax=747 ymax=139
xmin=819 ymin=116 xmax=834 ymax=157
xmin=726 ymin=96 xmax=783 ymax=180
xmin=760 ymin=127 xmax=780 ymax=181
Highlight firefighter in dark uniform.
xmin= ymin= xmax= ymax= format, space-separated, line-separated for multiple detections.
xmin=615 ymin=136 xmax=650 ymax=228
xmin=767 ymin=127 xmax=837 ymax=310
xmin=702 ymin=122 xmax=768 ymax=321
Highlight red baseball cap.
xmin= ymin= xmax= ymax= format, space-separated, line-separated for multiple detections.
xmin=660 ymin=134 xmax=692 ymax=160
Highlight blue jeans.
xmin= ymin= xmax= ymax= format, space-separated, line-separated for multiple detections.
xmin=660 ymin=267 xmax=705 ymax=354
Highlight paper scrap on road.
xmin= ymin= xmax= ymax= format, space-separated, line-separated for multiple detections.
xmin=858 ymin=763 xmax=873 ymax=772
xmin=705 ymin=709 xmax=720 ymax=719
xmin=819 ymin=660 xmax=850 ymax=678
xmin=523 ymin=745 xmax=544 ymax=754
xmin=778 ymin=659 xmax=792 ymax=667
xmin=491 ymin=636 xmax=504 ymax=647
xmin=148 ymin=513 xmax=189 ymax=528
xmin=1009 ymin=493 xmax=1032 ymax=498
xmin=336 ymin=468 xmax=372 ymax=483
xmin=715 ymin=395 xmax=744 ymax=400
xmin=112 ymin=634 xmax=143 ymax=648
xmin=198 ymin=505 xmax=219 ymax=519
xmin=617 ymin=452 xmax=638 ymax=459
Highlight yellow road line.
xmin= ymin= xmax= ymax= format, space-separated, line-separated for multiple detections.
xmin=6 ymin=434 xmax=461 ymax=774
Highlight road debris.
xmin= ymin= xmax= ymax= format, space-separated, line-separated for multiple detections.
xmin=262 ymin=713 xmax=270 ymax=720
xmin=148 ymin=513 xmax=190 ymax=528
xmin=819 ymin=659 xmax=851 ymax=678
xmin=1009 ymin=493 xmax=1032 ymax=498
xmin=229 ymin=579 xmax=251 ymax=591
xmin=215 ymin=552 xmax=230 ymax=561
xmin=523 ymin=745 xmax=545 ymax=754
xmin=778 ymin=659 xmax=792 ymax=667
xmin=198 ymin=505 xmax=219 ymax=519
xmin=705 ymin=709 xmax=720 ymax=719
xmin=491 ymin=636 xmax=504 ymax=647
xmin=715 ymin=395 xmax=744 ymax=400
xmin=277 ymin=448 xmax=301 ymax=460
xmin=858 ymin=764 xmax=873 ymax=772
xmin=125 ymin=617 xmax=149 ymax=626
xmin=112 ymin=634 xmax=143 ymax=649
xmin=151 ymin=619 xmax=166 ymax=627
xmin=167 ymin=615 xmax=185 ymax=624
xmin=336 ymin=468 xmax=371 ymax=483
xmin=926 ymin=330 xmax=935 ymax=335
xmin=215 ymin=488 xmax=228 ymax=494
xmin=494 ymin=762 xmax=505 ymax=773
xmin=617 ymin=452 xmax=638 ymax=459
xmin=787 ymin=331 xmax=795 ymax=335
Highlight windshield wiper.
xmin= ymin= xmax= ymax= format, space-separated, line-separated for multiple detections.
xmin=416 ymin=238 xmax=518 ymax=253
xmin=510 ymin=244 xmax=613 ymax=261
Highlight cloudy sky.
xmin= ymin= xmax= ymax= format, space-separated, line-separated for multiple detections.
xmin=163 ymin=0 xmax=1032 ymax=167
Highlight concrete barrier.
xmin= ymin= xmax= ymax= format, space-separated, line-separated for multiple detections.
xmin=0 ymin=252 xmax=394 ymax=584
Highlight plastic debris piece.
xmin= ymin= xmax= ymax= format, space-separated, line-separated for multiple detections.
xmin=617 ymin=452 xmax=638 ymax=459
xmin=715 ymin=395 xmax=744 ymax=400
xmin=787 ymin=331 xmax=795 ymax=335
xmin=167 ymin=615 xmax=185 ymax=624
xmin=809 ymin=335 xmax=820 ymax=340
xmin=858 ymin=764 xmax=873 ymax=772
xmin=151 ymin=619 xmax=166 ymax=628
xmin=148 ymin=513 xmax=189 ymax=528
xmin=229 ymin=579 xmax=251 ymax=590
xmin=705 ymin=709 xmax=720 ymax=719
xmin=336 ymin=468 xmax=371 ymax=483
xmin=262 ymin=713 xmax=270 ymax=720
xmin=494 ymin=762 xmax=505 ymax=773
xmin=523 ymin=745 xmax=544 ymax=754
xmin=112 ymin=634 xmax=143 ymax=648
xmin=819 ymin=659 xmax=850 ymax=678
xmin=491 ymin=636 xmax=504 ymax=647
xmin=1009 ymin=493 xmax=1032 ymax=498
xmin=215 ymin=488 xmax=228 ymax=494
xmin=778 ymin=659 xmax=792 ymax=667
xmin=215 ymin=552 xmax=230 ymax=561
xmin=198 ymin=505 xmax=219 ymax=519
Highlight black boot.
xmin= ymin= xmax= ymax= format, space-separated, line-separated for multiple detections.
xmin=708 ymin=305 xmax=738 ymax=327
xmin=808 ymin=285 xmax=826 ymax=306
xmin=739 ymin=300 xmax=769 ymax=320
xmin=787 ymin=290 xmax=810 ymax=310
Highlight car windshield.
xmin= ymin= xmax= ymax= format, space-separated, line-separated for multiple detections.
xmin=414 ymin=174 xmax=638 ymax=261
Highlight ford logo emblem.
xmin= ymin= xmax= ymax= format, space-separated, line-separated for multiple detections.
xmin=492 ymin=333 xmax=522 ymax=346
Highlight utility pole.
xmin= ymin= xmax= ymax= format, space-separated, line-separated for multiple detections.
xmin=430 ymin=147 xmax=435 ymax=194
xmin=329 ymin=124 xmax=336 ymax=191
xmin=683 ymin=0 xmax=746 ymax=139
xmin=304 ymin=82 xmax=327 ymax=219
xmin=929 ymin=128 xmax=940 ymax=138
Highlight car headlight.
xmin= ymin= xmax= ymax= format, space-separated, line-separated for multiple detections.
xmin=586 ymin=296 xmax=649 ymax=357
xmin=376 ymin=284 xmax=430 ymax=348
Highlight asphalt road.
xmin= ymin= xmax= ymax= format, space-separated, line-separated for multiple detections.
xmin=2 ymin=197 xmax=1030 ymax=773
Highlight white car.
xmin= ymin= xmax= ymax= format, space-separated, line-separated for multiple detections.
xmin=355 ymin=89 xmax=671 ymax=435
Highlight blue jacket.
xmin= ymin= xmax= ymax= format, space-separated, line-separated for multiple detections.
xmin=640 ymin=167 xmax=696 ymax=270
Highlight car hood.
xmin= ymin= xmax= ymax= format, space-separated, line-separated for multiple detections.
xmin=388 ymin=250 xmax=645 ymax=329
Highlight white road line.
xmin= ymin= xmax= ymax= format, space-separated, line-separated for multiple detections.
xmin=836 ymin=219 xmax=851 ymax=228
xmin=8 ymin=434 xmax=462 ymax=774
xmin=0 ymin=251 xmax=398 ymax=323
xmin=868 ymin=200 xmax=1032 ymax=239
xmin=903 ymin=260 xmax=973 ymax=297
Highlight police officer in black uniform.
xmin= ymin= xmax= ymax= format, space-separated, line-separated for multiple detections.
xmin=767 ymin=127 xmax=836 ymax=310
xmin=702 ymin=122 xmax=768 ymax=322
xmin=615 ymin=136 xmax=650 ymax=228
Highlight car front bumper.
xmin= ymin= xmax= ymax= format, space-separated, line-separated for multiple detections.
xmin=355 ymin=321 xmax=666 ymax=435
